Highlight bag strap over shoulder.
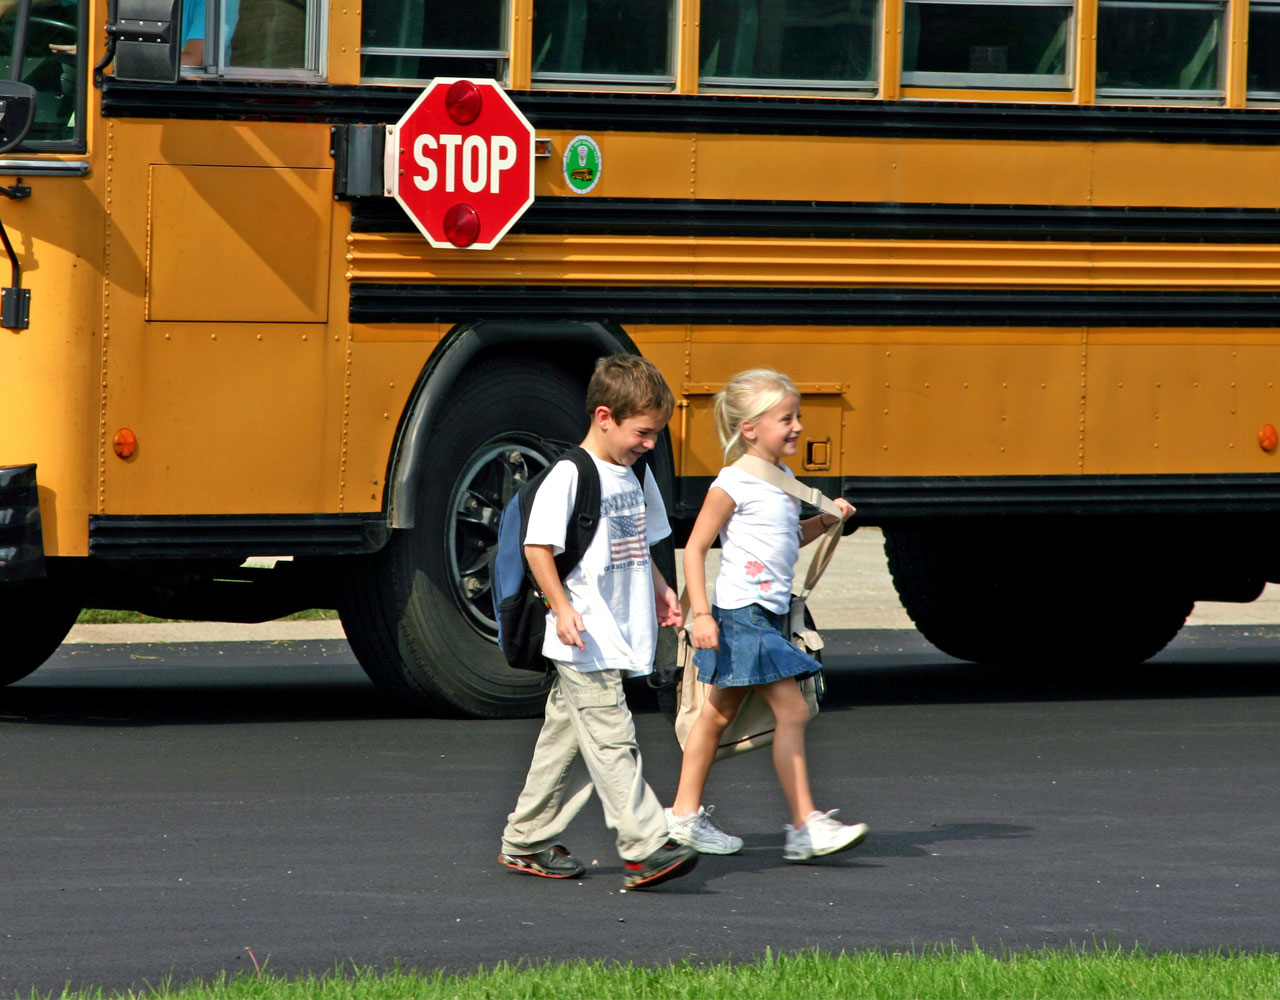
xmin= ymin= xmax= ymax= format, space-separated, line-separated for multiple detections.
xmin=730 ymin=454 xmax=844 ymax=598
xmin=731 ymin=455 xmax=842 ymax=518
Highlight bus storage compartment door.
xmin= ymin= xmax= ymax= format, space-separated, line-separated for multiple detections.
xmin=146 ymin=165 xmax=332 ymax=324
xmin=0 ymin=463 xmax=45 ymax=582
xmin=679 ymin=381 xmax=845 ymax=478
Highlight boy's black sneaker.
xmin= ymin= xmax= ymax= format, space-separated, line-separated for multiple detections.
xmin=623 ymin=840 xmax=698 ymax=889
xmin=499 ymin=845 xmax=586 ymax=879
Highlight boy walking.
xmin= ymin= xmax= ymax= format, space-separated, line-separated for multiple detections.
xmin=499 ymin=355 xmax=697 ymax=890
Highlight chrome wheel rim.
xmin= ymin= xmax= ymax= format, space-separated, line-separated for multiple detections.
xmin=446 ymin=438 xmax=553 ymax=635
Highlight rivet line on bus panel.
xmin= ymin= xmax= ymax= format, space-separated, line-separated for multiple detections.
xmin=1077 ymin=334 xmax=1087 ymax=470
xmin=689 ymin=135 xmax=696 ymax=196
xmin=98 ymin=121 xmax=115 ymax=505
xmin=339 ymin=331 xmax=353 ymax=512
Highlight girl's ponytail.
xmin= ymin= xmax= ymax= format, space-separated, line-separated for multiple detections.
xmin=713 ymin=368 xmax=800 ymax=463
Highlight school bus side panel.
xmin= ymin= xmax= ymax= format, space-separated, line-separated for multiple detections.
xmin=0 ymin=158 xmax=108 ymax=558
xmin=100 ymin=119 xmax=342 ymax=516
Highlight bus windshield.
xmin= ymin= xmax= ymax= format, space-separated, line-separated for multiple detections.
xmin=0 ymin=0 xmax=84 ymax=147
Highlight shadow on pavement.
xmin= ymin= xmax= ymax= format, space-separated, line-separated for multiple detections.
xmin=563 ymin=822 xmax=1036 ymax=895
xmin=2 ymin=626 xmax=1278 ymax=727
xmin=0 ymin=640 xmax=403 ymax=726
xmin=811 ymin=625 xmax=1280 ymax=710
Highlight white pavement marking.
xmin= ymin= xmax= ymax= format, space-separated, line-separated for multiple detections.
xmin=63 ymin=528 xmax=1280 ymax=645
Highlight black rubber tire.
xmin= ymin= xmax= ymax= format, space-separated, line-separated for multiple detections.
xmin=0 ymin=581 xmax=81 ymax=686
xmin=338 ymin=356 xmax=589 ymax=717
xmin=883 ymin=522 xmax=1192 ymax=667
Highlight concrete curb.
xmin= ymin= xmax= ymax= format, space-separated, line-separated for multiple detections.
xmin=66 ymin=621 xmax=348 ymax=644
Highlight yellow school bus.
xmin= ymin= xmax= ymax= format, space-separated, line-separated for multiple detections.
xmin=1 ymin=0 xmax=1278 ymax=717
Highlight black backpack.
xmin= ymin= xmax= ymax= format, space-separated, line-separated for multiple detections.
xmin=493 ymin=446 xmax=649 ymax=672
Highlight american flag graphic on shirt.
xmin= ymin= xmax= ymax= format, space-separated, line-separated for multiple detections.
xmin=608 ymin=508 xmax=649 ymax=563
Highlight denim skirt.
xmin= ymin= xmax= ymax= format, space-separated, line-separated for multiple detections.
xmin=694 ymin=603 xmax=820 ymax=688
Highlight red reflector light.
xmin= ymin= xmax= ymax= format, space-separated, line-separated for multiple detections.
xmin=1261 ymin=424 xmax=1278 ymax=453
xmin=443 ymin=203 xmax=480 ymax=247
xmin=445 ymin=80 xmax=482 ymax=125
xmin=113 ymin=427 xmax=137 ymax=459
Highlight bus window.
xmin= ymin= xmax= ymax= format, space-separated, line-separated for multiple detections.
xmin=184 ymin=0 xmax=322 ymax=76
xmin=230 ymin=0 xmax=317 ymax=70
xmin=0 ymin=0 xmax=83 ymax=147
xmin=531 ymin=0 xmax=675 ymax=88
xmin=1247 ymin=2 xmax=1280 ymax=100
xmin=362 ymin=1 xmax=508 ymax=83
xmin=901 ymin=0 xmax=1072 ymax=90
xmin=180 ymin=0 xmax=238 ymax=67
xmin=1096 ymin=0 xmax=1224 ymax=99
xmin=699 ymin=0 xmax=878 ymax=92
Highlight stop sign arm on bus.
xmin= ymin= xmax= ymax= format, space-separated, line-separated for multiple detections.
xmin=388 ymin=78 xmax=535 ymax=250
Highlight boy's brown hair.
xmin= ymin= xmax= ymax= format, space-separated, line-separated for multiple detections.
xmin=585 ymin=354 xmax=675 ymax=423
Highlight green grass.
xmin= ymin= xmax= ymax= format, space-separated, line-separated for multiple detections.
xmin=74 ymin=608 xmax=340 ymax=625
xmin=30 ymin=946 xmax=1280 ymax=1000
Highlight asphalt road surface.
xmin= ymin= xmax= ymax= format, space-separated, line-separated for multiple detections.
xmin=3 ymin=626 xmax=1280 ymax=995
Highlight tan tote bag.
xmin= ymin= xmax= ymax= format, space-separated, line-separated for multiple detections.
xmin=674 ymin=456 xmax=845 ymax=760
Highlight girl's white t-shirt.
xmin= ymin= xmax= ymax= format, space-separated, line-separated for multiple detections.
xmin=711 ymin=463 xmax=801 ymax=615
xmin=523 ymin=452 xmax=671 ymax=675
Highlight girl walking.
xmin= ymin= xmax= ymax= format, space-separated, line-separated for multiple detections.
xmin=665 ymin=368 xmax=868 ymax=860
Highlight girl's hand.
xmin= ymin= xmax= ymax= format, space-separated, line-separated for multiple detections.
xmin=833 ymin=497 xmax=856 ymax=521
xmin=691 ymin=613 xmax=720 ymax=650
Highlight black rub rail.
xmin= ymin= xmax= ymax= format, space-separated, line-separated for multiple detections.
xmin=845 ymin=474 xmax=1280 ymax=520
xmin=349 ymin=284 xmax=1280 ymax=327
xmin=88 ymin=513 xmax=391 ymax=559
xmin=351 ymin=196 xmax=1280 ymax=243
xmin=101 ymin=78 xmax=1280 ymax=144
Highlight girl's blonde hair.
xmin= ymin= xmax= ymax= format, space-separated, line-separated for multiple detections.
xmin=713 ymin=368 xmax=800 ymax=463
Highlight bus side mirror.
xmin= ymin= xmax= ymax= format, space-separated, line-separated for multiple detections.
xmin=0 ymin=82 xmax=36 ymax=154
xmin=108 ymin=0 xmax=183 ymax=83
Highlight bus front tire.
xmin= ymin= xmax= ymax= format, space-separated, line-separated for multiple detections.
xmin=0 ymin=582 xmax=80 ymax=686
xmin=338 ymin=356 xmax=589 ymax=718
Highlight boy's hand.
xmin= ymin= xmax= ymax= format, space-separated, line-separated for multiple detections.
xmin=691 ymin=614 xmax=719 ymax=650
xmin=655 ymin=584 xmax=681 ymax=628
xmin=552 ymin=604 xmax=587 ymax=650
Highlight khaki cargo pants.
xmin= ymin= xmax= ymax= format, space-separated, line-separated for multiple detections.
xmin=501 ymin=663 xmax=669 ymax=863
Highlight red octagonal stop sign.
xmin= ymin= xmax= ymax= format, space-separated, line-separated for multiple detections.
xmin=387 ymin=78 xmax=535 ymax=250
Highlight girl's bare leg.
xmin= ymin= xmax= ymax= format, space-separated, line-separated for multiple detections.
xmin=757 ymin=677 xmax=816 ymax=827
xmin=671 ymin=685 xmax=749 ymax=816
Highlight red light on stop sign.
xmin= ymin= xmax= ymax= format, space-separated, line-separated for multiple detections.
xmin=444 ymin=204 xmax=480 ymax=247
xmin=446 ymin=80 xmax=482 ymax=125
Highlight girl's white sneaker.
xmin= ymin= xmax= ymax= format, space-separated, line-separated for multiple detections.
xmin=664 ymin=805 xmax=744 ymax=855
xmin=783 ymin=809 xmax=868 ymax=861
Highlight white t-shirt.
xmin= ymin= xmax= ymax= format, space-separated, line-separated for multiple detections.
xmin=710 ymin=463 xmax=802 ymax=615
xmin=523 ymin=452 xmax=671 ymax=675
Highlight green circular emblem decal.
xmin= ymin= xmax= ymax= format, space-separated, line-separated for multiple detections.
xmin=563 ymin=135 xmax=602 ymax=194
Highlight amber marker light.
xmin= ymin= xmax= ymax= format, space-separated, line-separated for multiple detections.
xmin=1260 ymin=424 xmax=1278 ymax=454
xmin=113 ymin=427 xmax=137 ymax=459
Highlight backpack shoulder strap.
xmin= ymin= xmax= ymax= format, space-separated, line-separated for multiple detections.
xmin=553 ymin=447 xmax=602 ymax=578
xmin=634 ymin=450 xmax=653 ymax=487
